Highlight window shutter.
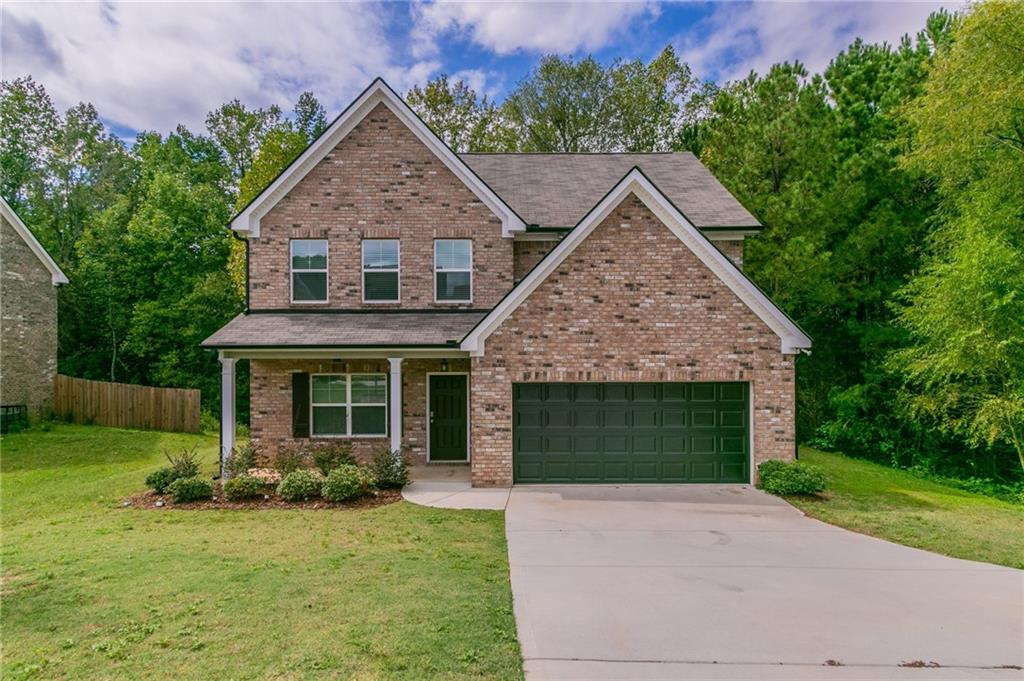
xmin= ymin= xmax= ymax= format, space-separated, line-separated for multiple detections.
xmin=292 ymin=372 xmax=310 ymax=438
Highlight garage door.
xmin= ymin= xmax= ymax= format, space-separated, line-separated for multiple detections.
xmin=513 ymin=382 xmax=749 ymax=483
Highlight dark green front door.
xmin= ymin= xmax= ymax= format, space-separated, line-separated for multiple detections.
xmin=429 ymin=374 xmax=468 ymax=461
xmin=513 ymin=382 xmax=749 ymax=483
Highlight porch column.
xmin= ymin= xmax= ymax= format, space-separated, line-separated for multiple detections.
xmin=220 ymin=356 xmax=236 ymax=476
xmin=388 ymin=357 xmax=403 ymax=453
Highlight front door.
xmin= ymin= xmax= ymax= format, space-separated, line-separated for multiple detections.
xmin=429 ymin=374 xmax=468 ymax=461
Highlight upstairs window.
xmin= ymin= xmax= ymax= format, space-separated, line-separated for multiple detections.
xmin=362 ymin=240 xmax=400 ymax=302
xmin=435 ymin=239 xmax=472 ymax=302
xmin=291 ymin=239 xmax=328 ymax=303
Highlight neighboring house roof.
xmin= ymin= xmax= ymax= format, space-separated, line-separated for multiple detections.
xmin=0 ymin=197 xmax=68 ymax=285
xmin=460 ymin=153 xmax=761 ymax=230
xmin=230 ymin=78 xmax=527 ymax=238
xmin=461 ymin=168 xmax=812 ymax=356
xmin=202 ymin=311 xmax=487 ymax=348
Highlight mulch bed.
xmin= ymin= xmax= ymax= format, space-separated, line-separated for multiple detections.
xmin=124 ymin=484 xmax=402 ymax=511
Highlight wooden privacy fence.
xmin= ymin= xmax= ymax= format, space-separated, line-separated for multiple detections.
xmin=55 ymin=374 xmax=200 ymax=433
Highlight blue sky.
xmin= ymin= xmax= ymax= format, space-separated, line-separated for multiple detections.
xmin=2 ymin=1 xmax=957 ymax=138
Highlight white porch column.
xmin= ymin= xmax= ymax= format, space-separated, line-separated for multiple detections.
xmin=388 ymin=357 xmax=403 ymax=453
xmin=220 ymin=356 xmax=236 ymax=476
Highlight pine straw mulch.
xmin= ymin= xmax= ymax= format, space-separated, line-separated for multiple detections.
xmin=124 ymin=484 xmax=402 ymax=511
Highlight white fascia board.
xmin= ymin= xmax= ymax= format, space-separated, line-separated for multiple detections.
xmin=0 ymin=198 xmax=68 ymax=285
xmin=230 ymin=79 xmax=525 ymax=238
xmin=461 ymin=169 xmax=812 ymax=356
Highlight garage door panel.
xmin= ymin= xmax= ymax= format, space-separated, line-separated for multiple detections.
xmin=513 ymin=382 xmax=748 ymax=483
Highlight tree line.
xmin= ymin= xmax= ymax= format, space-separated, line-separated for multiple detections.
xmin=1 ymin=2 xmax=1020 ymax=478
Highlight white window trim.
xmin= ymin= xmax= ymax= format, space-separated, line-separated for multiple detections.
xmin=310 ymin=373 xmax=388 ymax=438
xmin=290 ymin=239 xmax=329 ymax=304
xmin=361 ymin=239 xmax=401 ymax=304
xmin=434 ymin=239 xmax=473 ymax=304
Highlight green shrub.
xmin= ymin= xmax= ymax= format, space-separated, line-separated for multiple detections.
xmin=165 ymin=445 xmax=200 ymax=479
xmin=321 ymin=464 xmax=375 ymax=502
xmin=277 ymin=470 xmax=321 ymax=502
xmin=370 ymin=446 xmax=409 ymax=489
xmin=166 ymin=476 xmax=214 ymax=503
xmin=273 ymin=446 xmax=307 ymax=475
xmin=226 ymin=441 xmax=260 ymax=478
xmin=199 ymin=409 xmax=219 ymax=433
xmin=311 ymin=442 xmax=357 ymax=476
xmin=757 ymin=460 xmax=827 ymax=496
xmin=145 ymin=467 xmax=177 ymax=494
xmin=223 ymin=475 xmax=265 ymax=501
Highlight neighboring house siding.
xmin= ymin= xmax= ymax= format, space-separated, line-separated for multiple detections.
xmin=470 ymin=194 xmax=794 ymax=487
xmin=248 ymin=103 xmax=512 ymax=310
xmin=513 ymin=239 xmax=559 ymax=282
xmin=717 ymin=239 xmax=744 ymax=268
xmin=0 ymin=214 xmax=58 ymax=416
xmin=250 ymin=357 xmax=470 ymax=464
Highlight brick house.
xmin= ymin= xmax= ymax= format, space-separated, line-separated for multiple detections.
xmin=1 ymin=198 xmax=68 ymax=424
xmin=203 ymin=79 xmax=811 ymax=487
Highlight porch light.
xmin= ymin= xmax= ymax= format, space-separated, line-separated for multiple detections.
xmin=441 ymin=359 xmax=449 ymax=372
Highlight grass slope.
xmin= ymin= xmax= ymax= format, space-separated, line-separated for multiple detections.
xmin=793 ymin=447 xmax=1024 ymax=569
xmin=1 ymin=424 xmax=522 ymax=680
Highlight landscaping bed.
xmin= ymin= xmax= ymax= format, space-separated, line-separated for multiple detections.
xmin=125 ymin=485 xmax=401 ymax=510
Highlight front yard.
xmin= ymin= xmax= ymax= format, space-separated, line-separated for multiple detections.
xmin=1 ymin=424 xmax=522 ymax=680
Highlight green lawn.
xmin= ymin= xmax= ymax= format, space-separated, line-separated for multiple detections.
xmin=792 ymin=447 xmax=1024 ymax=569
xmin=1 ymin=424 xmax=522 ymax=680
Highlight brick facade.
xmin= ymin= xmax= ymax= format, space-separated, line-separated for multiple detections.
xmin=0 ymin=214 xmax=59 ymax=417
xmin=469 ymin=194 xmax=794 ymax=487
xmin=248 ymin=103 xmax=511 ymax=310
xmin=513 ymin=238 xmax=560 ymax=282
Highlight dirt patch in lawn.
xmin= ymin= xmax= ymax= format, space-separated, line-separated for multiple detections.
xmin=124 ymin=485 xmax=402 ymax=511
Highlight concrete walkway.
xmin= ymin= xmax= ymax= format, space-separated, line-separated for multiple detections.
xmin=401 ymin=465 xmax=509 ymax=510
xmin=505 ymin=485 xmax=1024 ymax=680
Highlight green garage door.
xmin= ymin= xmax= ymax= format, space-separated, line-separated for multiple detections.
xmin=513 ymin=382 xmax=749 ymax=483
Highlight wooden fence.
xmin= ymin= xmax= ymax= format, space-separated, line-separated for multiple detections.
xmin=55 ymin=374 xmax=201 ymax=433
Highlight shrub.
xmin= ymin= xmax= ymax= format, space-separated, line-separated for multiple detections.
xmin=223 ymin=475 xmax=265 ymax=501
xmin=226 ymin=441 xmax=260 ymax=478
xmin=757 ymin=460 xmax=827 ymax=496
xmin=145 ymin=467 xmax=177 ymax=494
xmin=277 ymin=470 xmax=321 ymax=502
xmin=311 ymin=442 xmax=357 ymax=476
xmin=199 ymin=409 xmax=219 ymax=433
xmin=165 ymin=445 xmax=200 ymax=479
xmin=166 ymin=476 xmax=214 ymax=503
xmin=321 ymin=464 xmax=375 ymax=502
xmin=272 ymin=445 xmax=308 ymax=475
xmin=370 ymin=446 xmax=409 ymax=489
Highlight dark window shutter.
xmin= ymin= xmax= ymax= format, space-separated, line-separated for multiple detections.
xmin=292 ymin=372 xmax=310 ymax=438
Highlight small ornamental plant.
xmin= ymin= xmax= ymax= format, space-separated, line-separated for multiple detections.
xmin=757 ymin=460 xmax=827 ymax=496
xmin=370 ymin=446 xmax=410 ymax=489
xmin=223 ymin=475 xmax=265 ymax=501
xmin=310 ymin=442 xmax=357 ymax=476
xmin=321 ymin=464 xmax=375 ymax=502
xmin=273 ymin=446 xmax=307 ymax=476
xmin=277 ymin=469 xmax=321 ymax=502
xmin=166 ymin=476 xmax=214 ymax=503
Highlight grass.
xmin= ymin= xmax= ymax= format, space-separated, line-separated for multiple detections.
xmin=1 ymin=424 xmax=522 ymax=680
xmin=791 ymin=447 xmax=1024 ymax=569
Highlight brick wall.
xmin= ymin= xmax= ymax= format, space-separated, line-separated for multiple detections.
xmin=248 ymin=103 xmax=511 ymax=310
xmin=716 ymin=239 xmax=744 ymax=268
xmin=513 ymin=238 xmax=559 ymax=282
xmin=249 ymin=357 xmax=469 ymax=464
xmin=0 ymin=215 xmax=59 ymax=417
xmin=470 ymin=194 xmax=794 ymax=487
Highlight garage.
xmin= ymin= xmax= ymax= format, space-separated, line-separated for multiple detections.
xmin=513 ymin=382 xmax=749 ymax=483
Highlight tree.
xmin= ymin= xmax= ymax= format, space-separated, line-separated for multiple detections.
xmin=205 ymin=99 xmax=283 ymax=180
xmin=406 ymin=74 xmax=514 ymax=152
xmin=293 ymin=90 xmax=327 ymax=143
xmin=609 ymin=46 xmax=695 ymax=152
xmin=0 ymin=77 xmax=58 ymax=210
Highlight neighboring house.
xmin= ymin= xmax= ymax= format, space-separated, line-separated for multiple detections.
xmin=0 ymin=198 xmax=69 ymax=426
xmin=203 ymin=79 xmax=811 ymax=487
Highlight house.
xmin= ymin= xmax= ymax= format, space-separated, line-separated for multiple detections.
xmin=1 ymin=197 xmax=69 ymax=428
xmin=202 ymin=79 xmax=811 ymax=487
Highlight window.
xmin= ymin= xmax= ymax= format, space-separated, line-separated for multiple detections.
xmin=435 ymin=239 xmax=472 ymax=302
xmin=291 ymin=239 xmax=328 ymax=303
xmin=362 ymin=240 xmax=399 ymax=302
xmin=311 ymin=374 xmax=387 ymax=437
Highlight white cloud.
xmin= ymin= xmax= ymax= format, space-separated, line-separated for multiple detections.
xmin=1 ymin=2 xmax=438 ymax=134
xmin=413 ymin=1 xmax=659 ymax=56
xmin=677 ymin=1 xmax=964 ymax=83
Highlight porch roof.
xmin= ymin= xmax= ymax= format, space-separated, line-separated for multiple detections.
xmin=201 ymin=310 xmax=486 ymax=349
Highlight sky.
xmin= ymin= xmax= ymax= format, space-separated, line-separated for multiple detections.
xmin=2 ymin=1 xmax=959 ymax=138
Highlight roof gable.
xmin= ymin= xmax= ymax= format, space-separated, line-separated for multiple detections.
xmin=231 ymin=79 xmax=526 ymax=238
xmin=0 ymin=198 xmax=68 ymax=285
xmin=461 ymin=168 xmax=811 ymax=355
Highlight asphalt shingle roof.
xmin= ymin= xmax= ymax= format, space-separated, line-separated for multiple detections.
xmin=460 ymin=152 xmax=761 ymax=229
xmin=201 ymin=311 xmax=487 ymax=348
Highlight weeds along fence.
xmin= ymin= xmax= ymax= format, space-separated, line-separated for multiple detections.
xmin=54 ymin=374 xmax=200 ymax=433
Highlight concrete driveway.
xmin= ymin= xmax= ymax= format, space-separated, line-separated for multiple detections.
xmin=505 ymin=485 xmax=1023 ymax=680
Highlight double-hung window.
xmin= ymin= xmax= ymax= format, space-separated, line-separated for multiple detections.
xmin=311 ymin=374 xmax=387 ymax=437
xmin=291 ymin=239 xmax=328 ymax=303
xmin=362 ymin=240 xmax=399 ymax=302
xmin=434 ymin=239 xmax=472 ymax=302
